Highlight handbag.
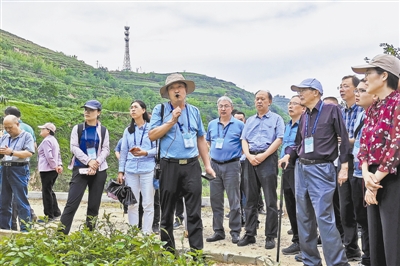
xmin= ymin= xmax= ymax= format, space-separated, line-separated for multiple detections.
xmin=105 ymin=180 xmax=137 ymax=205
xmin=154 ymin=103 xmax=164 ymax=180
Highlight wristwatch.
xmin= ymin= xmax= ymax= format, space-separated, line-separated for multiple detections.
xmin=10 ymin=150 xmax=14 ymax=156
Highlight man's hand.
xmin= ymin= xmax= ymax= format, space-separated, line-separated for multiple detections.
xmin=278 ymin=155 xmax=290 ymax=169
xmin=205 ymin=166 xmax=216 ymax=178
xmin=338 ymin=165 xmax=348 ymax=186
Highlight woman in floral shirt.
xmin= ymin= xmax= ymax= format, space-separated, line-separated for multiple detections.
xmin=352 ymin=54 xmax=400 ymax=266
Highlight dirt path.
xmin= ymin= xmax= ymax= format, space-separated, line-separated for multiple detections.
xmin=29 ymin=199 xmax=362 ymax=266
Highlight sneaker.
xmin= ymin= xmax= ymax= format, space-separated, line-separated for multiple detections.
xmin=282 ymin=242 xmax=300 ymax=255
xmin=287 ymin=228 xmax=293 ymax=235
xmin=294 ymin=253 xmax=303 ymax=262
xmin=31 ymin=213 xmax=38 ymax=222
xmin=225 ymin=213 xmax=230 ymax=218
xmin=173 ymin=217 xmax=183 ymax=230
xmin=265 ymin=237 xmax=276 ymax=249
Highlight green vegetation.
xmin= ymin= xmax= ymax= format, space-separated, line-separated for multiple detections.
xmin=0 ymin=213 xmax=208 ymax=265
xmin=0 ymin=29 xmax=290 ymax=191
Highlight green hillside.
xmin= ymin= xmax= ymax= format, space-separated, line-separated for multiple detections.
xmin=0 ymin=29 xmax=289 ymax=191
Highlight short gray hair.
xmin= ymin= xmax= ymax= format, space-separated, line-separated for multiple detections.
xmin=217 ymin=96 xmax=233 ymax=106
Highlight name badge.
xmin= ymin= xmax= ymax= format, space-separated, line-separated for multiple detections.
xmin=183 ymin=133 xmax=194 ymax=148
xmin=87 ymin=147 xmax=97 ymax=160
xmin=304 ymin=137 xmax=314 ymax=154
xmin=215 ymin=138 xmax=224 ymax=149
xmin=4 ymin=155 xmax=12 ymax=161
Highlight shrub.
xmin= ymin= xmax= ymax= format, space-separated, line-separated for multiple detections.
xmin=0 ymin=213 xmax=208 ymax=265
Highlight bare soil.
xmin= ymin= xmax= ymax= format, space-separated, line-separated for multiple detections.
xmin=29 ymin=199 xmax=362 ymax=266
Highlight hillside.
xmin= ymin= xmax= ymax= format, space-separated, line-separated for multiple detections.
xmin=0 ymin=29 xmax=290 ymax=191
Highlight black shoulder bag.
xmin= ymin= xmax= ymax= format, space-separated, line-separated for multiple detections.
xmin=154 ymin=104 xmax=164 ymax=179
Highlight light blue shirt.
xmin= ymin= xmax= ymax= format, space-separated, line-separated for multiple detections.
xmin=114 ymin=138 xmax=122 ymax=152
xmin=0 ymin=131 xmax=35 ymax=162
xmin=19 ymin=120 xmax=36 ymax=143
xmin=280 ymin=119 xmax=299 ymax=159
xmin=206 ymin=116 xmax=244 ymax=161
xmin=241 ymin=111 xmax=285 ymax=152
xmin=118 ymin=123 xmax=156 ymax=174
xmin=150 ymin=103 xmax=205 ymax=159
xmin=352 ymin=111 xmax=365 ymax=178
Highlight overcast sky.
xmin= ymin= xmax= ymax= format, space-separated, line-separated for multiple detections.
xmin=1 ymin=1 xmax=399 ymax=100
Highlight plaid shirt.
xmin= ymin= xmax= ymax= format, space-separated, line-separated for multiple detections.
xmin=341 ymin=103 xmax=363 ymax=138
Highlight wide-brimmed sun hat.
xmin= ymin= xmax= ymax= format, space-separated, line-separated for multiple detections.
xmin=159 ymin=73 xmax=195 ymax=99
xmin=351 ymin=54 xmax=400 ymax=78
xmin=291 ymin=78 xmax=323 ymax=95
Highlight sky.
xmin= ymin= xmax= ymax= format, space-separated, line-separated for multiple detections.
xmin=1 ymin=0 xmax=399 ymax=100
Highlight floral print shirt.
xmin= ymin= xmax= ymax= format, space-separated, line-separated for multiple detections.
xmin=358 ymin=90 xmax=400 ymax=174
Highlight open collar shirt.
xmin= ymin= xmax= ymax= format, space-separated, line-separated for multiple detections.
xmin=358 ymin=90 xmax=400 ymax=174
xmin=341 ymin=103 xmax=364 ymax=138
xmin=206 ymin=116 xmax=244 ymax=161
xmin=240 ymin=110 xmax=284 ymax=153
xmin=0 ymin=131 xmax=35 ymax=163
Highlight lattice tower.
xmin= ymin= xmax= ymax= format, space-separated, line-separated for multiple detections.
xmin=122 ymin=26 xmax=131 ymax=71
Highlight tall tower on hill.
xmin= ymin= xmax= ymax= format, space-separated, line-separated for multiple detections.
xmin=122 ymin=26 xmax=131 ymax=71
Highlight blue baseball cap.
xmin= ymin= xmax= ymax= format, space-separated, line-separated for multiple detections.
xmin=81 ymin=100 xmax=102 ymax=110
xmin=291 ymin=78 xmax=323 ymax=95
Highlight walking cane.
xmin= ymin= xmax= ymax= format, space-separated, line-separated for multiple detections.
xmin=276 ymin=162 xmax=286 ymax=263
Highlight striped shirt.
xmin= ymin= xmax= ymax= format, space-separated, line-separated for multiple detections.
xmin=341 ymin=103 xmax=363 ymax=138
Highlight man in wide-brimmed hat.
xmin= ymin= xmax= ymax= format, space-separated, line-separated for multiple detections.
xmin=149 ymin=73 xmax=215 ymax=254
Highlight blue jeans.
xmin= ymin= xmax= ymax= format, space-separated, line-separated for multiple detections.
xmin=0 ymin=165 xmax=31 ymax=231
xmin=295 ymin=160 xmax=348 ymax=266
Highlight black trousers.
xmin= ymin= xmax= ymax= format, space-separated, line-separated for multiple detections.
xmin=40 ymin=170 xmax=61 ymax=219
xmin=244 ymin=153 xmax=278 ymax=238
xmin=338 ymin=159 xmax=360 ymax=255
xmin=60 ymin=168 xmax=107 ymax=234
xmin=367 ymin=165 xmax=400 ymax=266
xmin=282 ymin=163 xmax=299 ymax=243
xmin=175 ymin=196 xmax=184 ymax=220
xmin=351 ymin=177 xmax=370 ymax=266
xmin=159 ymin=158 xmax=203 ymax=252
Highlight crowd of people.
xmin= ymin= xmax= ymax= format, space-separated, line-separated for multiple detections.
xmin=0 ymin=53 xmax=399 ymax=266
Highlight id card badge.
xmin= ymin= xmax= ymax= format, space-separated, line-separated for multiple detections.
xmin=4 ymin=155 xmax=12 ymax=161
xmin=183 ymin=133 xmax=195 ymax=148
xmin=304 ymin=137 xmax=314 ymax=154
xmin=87 ymin=147 xmax=97 ymax=160
xmin=215 ymin=138 xmax=224 ymax=149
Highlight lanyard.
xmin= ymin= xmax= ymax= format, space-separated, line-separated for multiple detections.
xmin=134 ymin=123 xmax=146 ymax=146
xmin=217 ymin=120 xmax=231 ymax=138
xmin=304 ymin=103 xmax=324 ymax=137
xmin=84 ymin=125 xmax=98 ymax=146
xmin=8 ymin=136 xmax=20 ymax=150
xmin=169 ymin=103 xmax=190 ymax=133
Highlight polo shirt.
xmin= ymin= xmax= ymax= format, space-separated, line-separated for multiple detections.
xmin=150 ymin=103 xmax=205 ymax=159
xmin=241 ymin=110 xmax=285 ymax=152
xmin=206 ymin=116 xmax=244 ymax=161
xmin=0 ymin=131 xmax=35 ymax=163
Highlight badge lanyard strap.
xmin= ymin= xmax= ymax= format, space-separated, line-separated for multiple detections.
xmin=8 ymin=137 xmax=20 ymax=151
xmin=169 ymin=103 xmax=190 ymax=133
xmin=304 ymin=102 xmax=324 ymax=137
xmin=84 ymin=126 xmax=98 ymax=147
xmin=134 ymin=123 xmax=147 ymax=146
xmin=217 ymin=121 xmax=231 ymax=138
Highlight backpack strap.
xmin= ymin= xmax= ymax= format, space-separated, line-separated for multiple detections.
xmin=156 ymin=104 xmax=165 ymax=162
xmin=78 ymin=123 xmax=106 ymax=148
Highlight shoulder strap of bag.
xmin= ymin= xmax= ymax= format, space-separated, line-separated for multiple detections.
xmin=353 ymin=115 xmax=365 ymax=139
xmin=156 ymin=104 xmax=165 ymax=161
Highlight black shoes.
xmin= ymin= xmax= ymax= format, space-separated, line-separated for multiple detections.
xmin=282 ymin=242 xmax=300 ymax=255
xmin=287 ymin=228 xmax=293 ymax=235
xmin=346 ymin=251 xmax=361 ymax=261
xmin=231 ymin=234 xmax=240 ymax=244
xmin=265 ymin=237 xmax=276 ymax=249
xmin=237 ymin=234 xmax=256 ymax=246
xmin=152 ymin=224 xmax=160 ymax=234
xmin=206 ymin=233 xmax=225 ymax=242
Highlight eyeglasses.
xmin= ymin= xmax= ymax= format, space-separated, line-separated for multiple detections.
xmin=84 ymin=108 xmax=96 ymax=113
xmin=296 ymin=88 xmax=313 ymax=95
xmin=218 ymin=104 xmax=232 ymax=109
xmin=288 ymin=102 xmax=302 ymax=106
xmin=365 ymin=71 xmax=378 ymax=77
xmin=354 ymin=88 xmax=367 ymax=94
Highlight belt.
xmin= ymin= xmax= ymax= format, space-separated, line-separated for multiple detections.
xmin=298 ymin=158 xmax=331 ymax=165
xmin=162 ymin=157 xmax=198 ymax=165
xmin=250 ymin=150 xmax=266 ymax=155
xmin=211 ymin=157 xmax=240 ymax=164
xmin=2 ymin=162 xmax=29 ymax=167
